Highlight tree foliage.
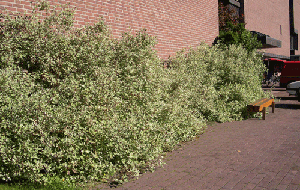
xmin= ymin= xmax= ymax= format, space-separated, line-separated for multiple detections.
xmin=218 ymin=1 xmax=242 ymax=31
xmin=216 ymin=22 xmax=262 ymax=53
xmin=216 ymin=2 xmax=262 ymax=52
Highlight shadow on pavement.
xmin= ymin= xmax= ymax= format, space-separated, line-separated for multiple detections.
xmin=275 ymin=104 xmax=300 ymax=109
xmin=276 ymin=97 xmax=298 ymax=100
xmin=267 ymin=89 xmax=286 ymax=91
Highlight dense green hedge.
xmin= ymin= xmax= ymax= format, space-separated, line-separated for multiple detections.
xmin=0 ymin=2 xmax=269 ymax=187
xmin=0 ymin=3 xmax=205 ymax=186
xmin=170 ymin=43 xmax=268 ymax=123
xmin=215 ymin=22 xmax=262 ymax=53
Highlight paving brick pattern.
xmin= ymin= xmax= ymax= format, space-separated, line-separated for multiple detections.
xmin=95 ymin=88 xmax=300 ymax=190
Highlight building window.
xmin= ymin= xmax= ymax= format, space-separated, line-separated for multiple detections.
xmin=218 ymin=0 xmax=244 ymax=31
xmin=290 ymin=31 xmax=298 ymax=51
xmin=280 ymin=25 xmax=282 ymax=35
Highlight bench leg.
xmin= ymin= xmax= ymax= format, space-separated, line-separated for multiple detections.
xmin=272 ymin=102 xmax=275 ymax=113
xmin=262 ymin=107 xmax=266 ymax=120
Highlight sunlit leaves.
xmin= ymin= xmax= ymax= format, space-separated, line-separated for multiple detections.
xmin=0 ymin=1 xmax=268 ymax=186
xmin=0 ymin=1 xmax=205 ymax=186
xmin=170 ymin=43 xmax=268 ymax=123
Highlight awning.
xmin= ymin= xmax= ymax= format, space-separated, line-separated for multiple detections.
xmin=251 ymin=31 xmax=282 ymax=48
xmin=290 ymin=55 xmax=300 ymax=61
xmin=261 ymin=52 xmax=290 ymax=60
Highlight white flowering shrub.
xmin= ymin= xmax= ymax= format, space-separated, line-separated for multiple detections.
xmin=170 ymin=43 xmax=269 ymax=123
xmin=0 ymin=2 xmax=205 ymax=186
xmin=0 ymin=1 xmax=269 ymax=187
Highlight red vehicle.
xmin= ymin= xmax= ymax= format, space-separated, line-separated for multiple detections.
xmin=280 ymin=61 xmax=300 ymax=87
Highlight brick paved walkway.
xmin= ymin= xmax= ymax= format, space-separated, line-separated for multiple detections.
xmin=95 ymin=89 xmax=300 ymax=190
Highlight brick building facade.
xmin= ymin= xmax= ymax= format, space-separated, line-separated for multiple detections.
xmin=1 ymin=0 xmax=299 ymax=60
xmin=244 ymin=0 xmax=290 ymax=59
xmin=223 ymin=0 xmax=300 ymax=60
xmin=0 ymin=0 xmax=219 ymax=60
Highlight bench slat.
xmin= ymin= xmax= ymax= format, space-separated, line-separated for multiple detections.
xmin=248 ymin=98 xmax=271 ymax=106
xmin=247 ymin=98 xmax=275 ymax=120
xmin=256 ymin=99 xmax=274 ymax=112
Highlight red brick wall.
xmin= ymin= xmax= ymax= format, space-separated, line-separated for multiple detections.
xmin=244 ymin=0 xmax=290 ymax=58
xmin=0 ymin=0 xmax=219 ymax=60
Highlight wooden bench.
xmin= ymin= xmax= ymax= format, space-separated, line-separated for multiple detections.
xmin=247 ymin=98 xmax=275 ymax=120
